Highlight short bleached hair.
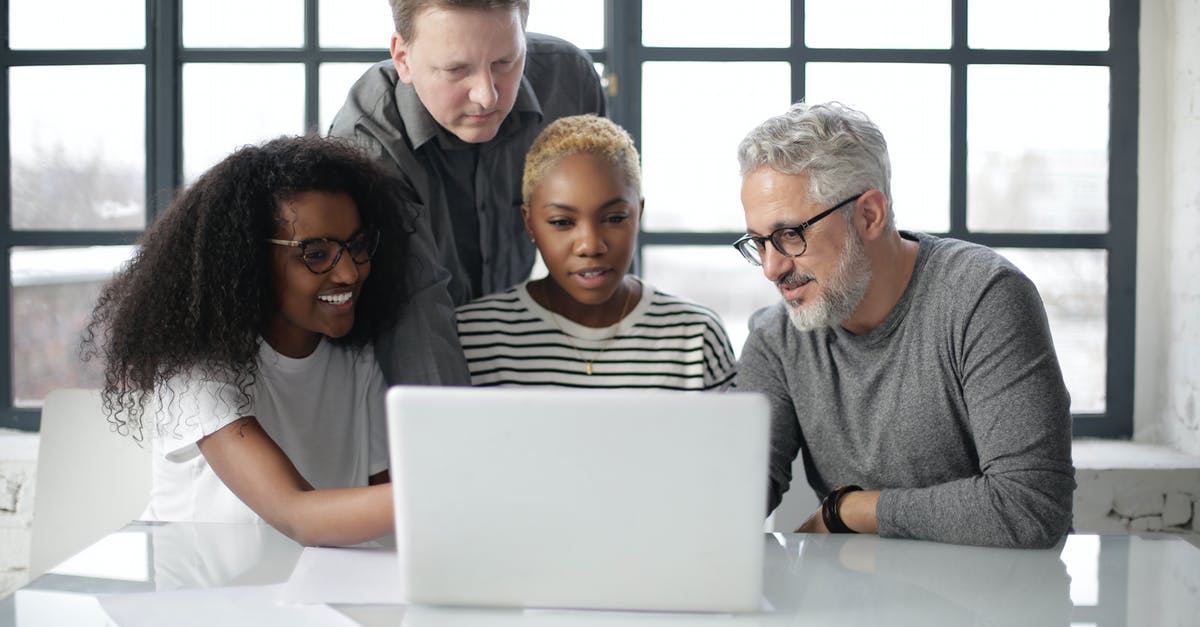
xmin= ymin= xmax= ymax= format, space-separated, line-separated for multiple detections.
xmin=522 ymin=114 xmax=642 ymax=205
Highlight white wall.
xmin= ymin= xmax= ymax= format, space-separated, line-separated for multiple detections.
xmin=1136 ymin=0 xmax=1200 ymax=455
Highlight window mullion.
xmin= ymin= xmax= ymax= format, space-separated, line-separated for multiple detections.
xmin=791 ymin=1 xmax=805 ymax=104
xmin=1 ymin=0 xmax=17 ymax=426
xmin=610 ymin=0 xmax=643 ymax=272
xmin=150 ymin=0 xmax=181 ymax=218
xmin=304 ymin=0 xmax=319 ymax=132
xmin=948 ymin=0 xmax=968 ymax=239
xmin=1104 ymin=0 xmax=1140 ymax=437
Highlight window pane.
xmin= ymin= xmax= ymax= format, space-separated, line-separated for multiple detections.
xmin=183 ymin=0 xmax=303 ymax=48
xmin=806 ymin=0 xmax=950 ymax=49
xmin=968 ymin=66 xmax=1108 ymax=233
xmin=969 ymin=0 xmax=1108 ymax=51
xmin=9 ymin=65 xmax=145 ymax=231
xmin=643 ymin=0 xmax=789 ymax=48
xmin=641 ymin=62 xmax=791 ymax=232
xmin=640 ymin=246 xmax=780 ymax=357
xmin=527 ymin=0 xmax=604 ymax=50
xmin=12 ymin=246 xmax=137 ymax=408
xmin=997 ymin=248 xmax=1106 ymax=414
xmin=805 ymin=62 xmax=951 ymax=233
xmin=320 ymin=62 xmax=383 ymax=133
xmin=183 ymin=64 xmax=306 ymax=181
xmin=9 ymin=0 xmax=145 ymax=49
xmin=319 ymin=0 xmax=392 ymax=49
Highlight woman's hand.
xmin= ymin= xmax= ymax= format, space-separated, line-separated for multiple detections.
xmin=198 ymin=416 xmax=392 ymax=547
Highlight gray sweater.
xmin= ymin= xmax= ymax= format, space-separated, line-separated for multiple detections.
xmin=738 ymin=232 xmax=1075 ymax=548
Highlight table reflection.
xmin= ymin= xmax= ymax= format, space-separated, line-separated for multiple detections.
xmin=399 ymin=534 xmax=1073 ymax=627
xmin=3 ymin=525 xmax=1197 ymax=627
xmin=149 ymin=522 xmax=301 ymax=591
xmin=761 ymin=534 xmax=1071 ymax=626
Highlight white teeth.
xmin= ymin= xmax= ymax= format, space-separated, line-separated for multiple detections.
xmin=319 ymin=292 xmax=352 ymax=305
xmin=579 ymin=270 xmax=604 ymax=278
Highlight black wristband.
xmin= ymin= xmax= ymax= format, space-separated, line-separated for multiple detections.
xmin=821 ymin=485 xmax=863 ymax=534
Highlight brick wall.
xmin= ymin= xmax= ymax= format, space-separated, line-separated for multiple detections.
xmin=1073 ymin=440 xmax=1200 ymax=542
xmin=0 ymin=431 xmax=37 ymax=598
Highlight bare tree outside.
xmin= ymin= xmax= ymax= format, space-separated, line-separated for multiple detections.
xmin=11 ymin=141 xmax=144 ymax=231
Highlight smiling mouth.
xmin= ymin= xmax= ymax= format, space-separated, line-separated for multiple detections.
xmin=318 ymin=292 xmax=352 ymax=305
xmin=779 ymin=276 xmax=813 ymax=289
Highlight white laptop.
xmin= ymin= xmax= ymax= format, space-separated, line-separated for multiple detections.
xmin=386 ymin=386 xmax=770 ymax=613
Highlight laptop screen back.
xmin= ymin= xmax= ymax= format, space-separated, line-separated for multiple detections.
xmin=386 ymin=386 xmax=769 ymax=613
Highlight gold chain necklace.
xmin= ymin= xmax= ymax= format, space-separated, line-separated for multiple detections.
xmin=540 ymin=279 xmax=638 ymax=376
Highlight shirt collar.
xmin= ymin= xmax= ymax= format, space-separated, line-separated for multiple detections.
xmin=394 ymin=73 xmax=544 ymax=151
xmin=395 ymin=82 xmax=441 ymax=150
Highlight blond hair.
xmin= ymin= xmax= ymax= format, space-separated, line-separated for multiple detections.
xmin=522 ymin=115 xmax=642 ymax=205
xmin=390 ymin=0 xmax=528 ymax=43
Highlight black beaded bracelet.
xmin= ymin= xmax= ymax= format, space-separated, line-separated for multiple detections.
xmin=821 ymin=485 xmax=863 ymax=534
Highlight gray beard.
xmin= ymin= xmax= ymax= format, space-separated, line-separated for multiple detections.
xmin=785 ymin=225 xmax=872 ymax=332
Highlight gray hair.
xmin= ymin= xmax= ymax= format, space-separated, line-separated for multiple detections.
xmin=738 ymin=101 xmax=894 ymax=230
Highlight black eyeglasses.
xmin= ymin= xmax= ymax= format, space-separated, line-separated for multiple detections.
xmin=266 ymin=228 xmax=380 ymax=274
xmin=732 ymin=193 xmax=863 ymax=266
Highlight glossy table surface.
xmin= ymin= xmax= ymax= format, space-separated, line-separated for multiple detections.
xmin=2 ymin=521 xmax=1197 ymax=626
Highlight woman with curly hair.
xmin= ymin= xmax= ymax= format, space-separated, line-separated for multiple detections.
xmin=456 ymin=115 xmax=737 ymax=389
xmin=83 ymin=135 xmax=410 ymax=546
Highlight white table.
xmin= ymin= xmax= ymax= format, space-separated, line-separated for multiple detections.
xmin=1 ymin=521 xmax=1197 ymax=626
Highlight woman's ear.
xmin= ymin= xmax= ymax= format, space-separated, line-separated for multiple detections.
xmin=521 ymin=204 xmax=534 ymax=243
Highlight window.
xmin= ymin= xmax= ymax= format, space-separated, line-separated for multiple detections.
xmin=0 ymin=1 xmax=1137 ymax=437
xmin=0 ymin=0 xmax=388 ymax=427
xmin=604 ymin=0 xmax=1135 ymax=437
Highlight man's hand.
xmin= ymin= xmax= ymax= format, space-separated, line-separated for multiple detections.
xmin=795 ymin=507 xmax=829 ymax=533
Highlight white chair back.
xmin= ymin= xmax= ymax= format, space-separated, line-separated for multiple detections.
xmin=29 ymin=389 xmax=151 ymax=577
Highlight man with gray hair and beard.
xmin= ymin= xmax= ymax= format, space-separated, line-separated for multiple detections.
xmin=733 ymin=101 xmax=1075 ymax=548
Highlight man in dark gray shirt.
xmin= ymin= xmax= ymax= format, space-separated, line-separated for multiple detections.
xmin=329 ymin=0 xmax=606 ymax=385
xmin=733 ymin=102 xmax=1075 ymax=548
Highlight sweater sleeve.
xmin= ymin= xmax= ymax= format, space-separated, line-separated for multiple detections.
xmin=876 ymin=268 xmax=1075 ymax=548
xmin=737 ymin=306 xmax=803 ymax=515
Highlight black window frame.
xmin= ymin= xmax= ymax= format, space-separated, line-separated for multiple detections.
xmin=604 ymin=0 xmax=1137 ymax=438
xmin=0 ymin=0 xmax=1136 ymax=438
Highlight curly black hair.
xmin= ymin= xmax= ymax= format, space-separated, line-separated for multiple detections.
xmin=82 ymin=135 xmax=412 ymax=441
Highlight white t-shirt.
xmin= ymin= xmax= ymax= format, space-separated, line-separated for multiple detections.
xmin=141 ymin=338 xmax=389 ymax=524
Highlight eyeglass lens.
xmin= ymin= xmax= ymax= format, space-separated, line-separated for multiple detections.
xmin=736 ymin=228 xmax=806 ymax=266
xmin=302 ymin=230 xmax=378 ymax=272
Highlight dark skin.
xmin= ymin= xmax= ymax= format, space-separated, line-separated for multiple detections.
xmin=198 ymin=417 xmax=391 ymax=546
xmin=522 ymin=153 xmax=644 ymax=328
xmin=197 ymin=193 xmax=392 ymax=547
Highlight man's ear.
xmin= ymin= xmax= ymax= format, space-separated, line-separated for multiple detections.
xmin=855 ymin=189 xmax=889 ymax=241
xmin=390 ymin=32 xmax=414 ymax=84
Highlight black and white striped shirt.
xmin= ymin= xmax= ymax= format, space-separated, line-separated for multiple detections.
xmin=456 ymin=281 xmax=737 ymax=390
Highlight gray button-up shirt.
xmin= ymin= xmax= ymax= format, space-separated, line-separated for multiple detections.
xmin=329 ymin=33 xmax=606 ymax=386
